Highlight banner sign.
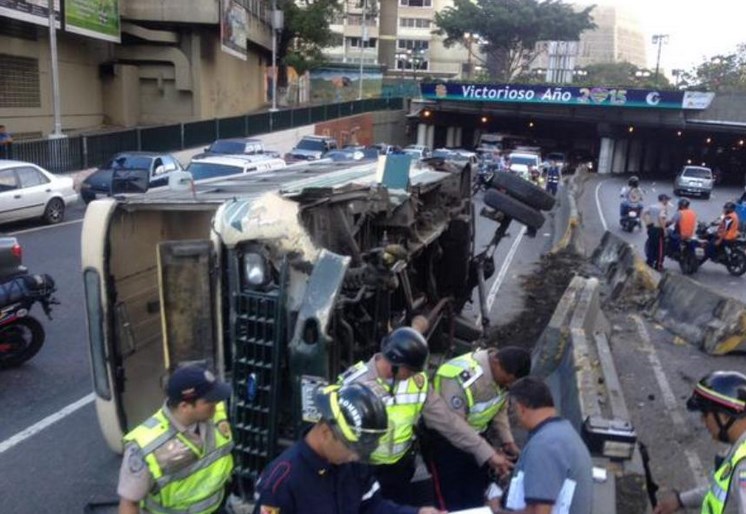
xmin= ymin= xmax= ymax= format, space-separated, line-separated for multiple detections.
xmin=64 ymin=0 xmax=120 ymax=42
xmin=421 ymin=82 xmax=715 ymax=110
xmin=0 ymin=0 xmax=60 ymax=28
xmin=220 ymin=0 xmax=249 ymax=61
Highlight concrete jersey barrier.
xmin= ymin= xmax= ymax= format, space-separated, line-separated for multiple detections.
xmin=531 ymin=275 xmax=648 ymax=513
xmin=649 ymin=272 xmax=746 ymax=354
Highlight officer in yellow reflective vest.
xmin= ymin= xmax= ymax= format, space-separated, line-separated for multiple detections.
xmin=430 ymin=346 xmax=531 ymax=510
xmin=117 ymin=365 xmax=235 ymax=514
xmin=654 ymin=371 xmax=746 ymax=514
xmin=339 ymin=327 xmax=513 ymax=506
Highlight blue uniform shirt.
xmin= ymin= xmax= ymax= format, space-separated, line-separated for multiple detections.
xmin=253 ymin=437 xmax=418 ymax=514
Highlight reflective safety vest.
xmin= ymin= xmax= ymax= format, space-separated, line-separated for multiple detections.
xmin=721 ymin=212 xmax=740 ymax=241
xmin=677 ymin=209 xmax=697 ymax=239
xmin=547 ymin=167 xmax=561 ymax=184
xmin=433 ymin=352 xmax=507 ymax=434
xmin=340 ymin=361 xmax=427 ymax=465
xmin=123 ymin=403 xmax=234 ymax=514
xmin=701 ymin=439 xmax=746 ymax=514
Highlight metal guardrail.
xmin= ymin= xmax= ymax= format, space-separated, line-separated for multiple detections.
xmin=2 ymin=98 xmax=405 ymax=174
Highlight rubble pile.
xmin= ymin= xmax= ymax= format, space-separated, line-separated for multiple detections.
xmin=487 ymin=248 xmax=590 ymax=349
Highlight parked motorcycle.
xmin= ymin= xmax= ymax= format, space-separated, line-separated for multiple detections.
xmin=0 ymin=273 xmax=57 ymax=368
xmin=665 ymin=222 xmax=746 ymax=276
xmin=620 ymin=204 xmax=643 ymax=233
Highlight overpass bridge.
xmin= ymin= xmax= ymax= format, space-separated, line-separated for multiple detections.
xmin=410 ymin=82 xmax=746 ymax=183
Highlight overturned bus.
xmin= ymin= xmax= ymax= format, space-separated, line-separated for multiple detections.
xmin=81 ymin=155 xmax=553 ymax=498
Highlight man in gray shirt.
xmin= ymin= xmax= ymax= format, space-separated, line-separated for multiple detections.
xmin=495 ymin=376 xmax=593 ymax=514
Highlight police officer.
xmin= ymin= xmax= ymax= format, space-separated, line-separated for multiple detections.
xmin=430 ymin=346 xmax=531 ymax=510
xmin=654 ymin=371 xmax=746 ymax=514
xmin=117 ymin=365 xmax=235 ymax=514
xmin=253 ymin=383 xmax=444 ymax=514
xmin=545 ymin=160 xmax=561 ymax=196
xmin=339 ymin=327 xmax=513 ymax=505
xmin=642 ymin=193 xmax=672 ymax=271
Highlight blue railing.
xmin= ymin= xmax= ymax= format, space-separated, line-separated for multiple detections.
xmin=2 ymin=97 xmax=405 ymax=174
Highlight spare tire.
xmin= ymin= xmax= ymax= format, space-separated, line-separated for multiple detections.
xmin=484 ymin=189 xmax=545 ymax=230
xmin=489 ymin=172 xmax=556 ymax=212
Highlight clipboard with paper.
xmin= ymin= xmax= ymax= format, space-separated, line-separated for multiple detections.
xmin=505 ymin=470 xmax=577 ymax=514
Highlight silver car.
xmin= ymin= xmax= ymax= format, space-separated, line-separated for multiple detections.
xmin=674 ymin=165 xmax=713 ymax=199
xmin=0 ymin=160 xmax=78 ymax=225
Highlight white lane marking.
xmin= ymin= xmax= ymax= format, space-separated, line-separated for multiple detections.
xmin=476 ymin=225 xmax=526 ymax=326
xmin=594 ymin=180 xmax=608 ymax=231
xmin=631 ymin=315 xmax=707 ymax=486
xmin=7 ymin=218 xmax=83 ymax=236
xmin=0 ymin=393 xmax=95 ymax=455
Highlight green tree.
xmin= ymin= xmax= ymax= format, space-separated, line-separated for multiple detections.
xmin=433 ymin=0 xmax=596 ymax=81
xmin=276 ymin=0 xmax=344 ymax=87
xmin=572 ymin=62 xmax=672 ymax=89
xmin=680 ymin=46 xmax=746 ymax=92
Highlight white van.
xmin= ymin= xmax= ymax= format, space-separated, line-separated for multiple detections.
xmin=187 ymin=154 xmax=286 ymax=180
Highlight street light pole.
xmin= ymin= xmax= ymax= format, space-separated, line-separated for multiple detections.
xmin=47 ymin=0 xmax=63 ymax=138
xmin=358 ymin=0 xmax=368 ymax=100
xmin=652 ymin=34 xmax=669 ymax=86
xmin=270 ymin=0 xmax=279 ymax=112
xmin=464 ymin=32 xmax=473 ymax=80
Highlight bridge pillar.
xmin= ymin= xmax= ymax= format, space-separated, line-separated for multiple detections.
xmin=643 ymin=140 xmax=658 ymax=174
xmin=628 ymin=140 xmax=643 ymax=173
xmin=446 ymin=126 xmax=456 ymax=148
xmin=417 ymin=123 xmax=428 ymax=147
xmin=426 ymin=124 xmax=435 ymax=149
xmin=612 ymin=139 xmax=628 ymax=174
xmin=455 ymin=127 xmax=463 ymax=147
xmin=598 ymin=137 xmax=614 ymax=174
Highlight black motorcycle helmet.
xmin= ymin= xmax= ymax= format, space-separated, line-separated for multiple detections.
xmin=628 ymin=176 xmax=639 ymax=187
xmin=678 ymin=198 xmax=690 ymax=209
xmin=315 ymin=383 xmax=388 ymax=459
xmin=724 ymin=201 xmax=737 ymax=214
xmin=381 ymin=327 xmax=429 ymax=372
xmin=687 ymin=371 xmax=746 ymax=442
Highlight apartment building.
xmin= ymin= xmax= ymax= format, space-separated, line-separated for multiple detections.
xmin=531 ymin=4 xmax=647 ymax=73
xmin=325 ymin=0 xmax=471 ymax=79
xmin=0 ymin=0 xmax=273 ymax=138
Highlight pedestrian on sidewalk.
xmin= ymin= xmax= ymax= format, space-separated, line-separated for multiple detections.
xmin=0 ymin=125 xmax=13 ymax=159
xmin=654 ymin=371 xmax=746 ymax=514
xmin=642 ymin=193 xmax=672 ymax=271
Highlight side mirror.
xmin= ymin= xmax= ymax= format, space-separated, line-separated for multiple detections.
xmin=111 ymin=168 xmax=149 ymax=195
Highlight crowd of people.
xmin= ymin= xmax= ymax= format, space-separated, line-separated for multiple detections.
xmin=112 ymin=358 xmax=746 ymax=514
xmin=619 ymin=175 xmax=743 ymax=271
xmin=114 ymin=323 xmax=596 ymax=514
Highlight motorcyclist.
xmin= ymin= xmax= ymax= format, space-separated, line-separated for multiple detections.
xmin=620 ymin=176 xmax=644 ymax=220
xmin=708 ymin=202 xmax=740 ymax=260
xmin=667 ymin=198 xmax=698 ymax=255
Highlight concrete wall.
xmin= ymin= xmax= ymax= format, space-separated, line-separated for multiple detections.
xmin=1 ymin=24 xmax=269 ymax=134
xmin=0 ymin=30 xmax=108 ymax=137
xmin=195 ymin=29 xmax=268 ymax=120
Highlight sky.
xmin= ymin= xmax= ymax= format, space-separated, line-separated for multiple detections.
xmin=582 ymin=0 xmax=745 ymax=74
